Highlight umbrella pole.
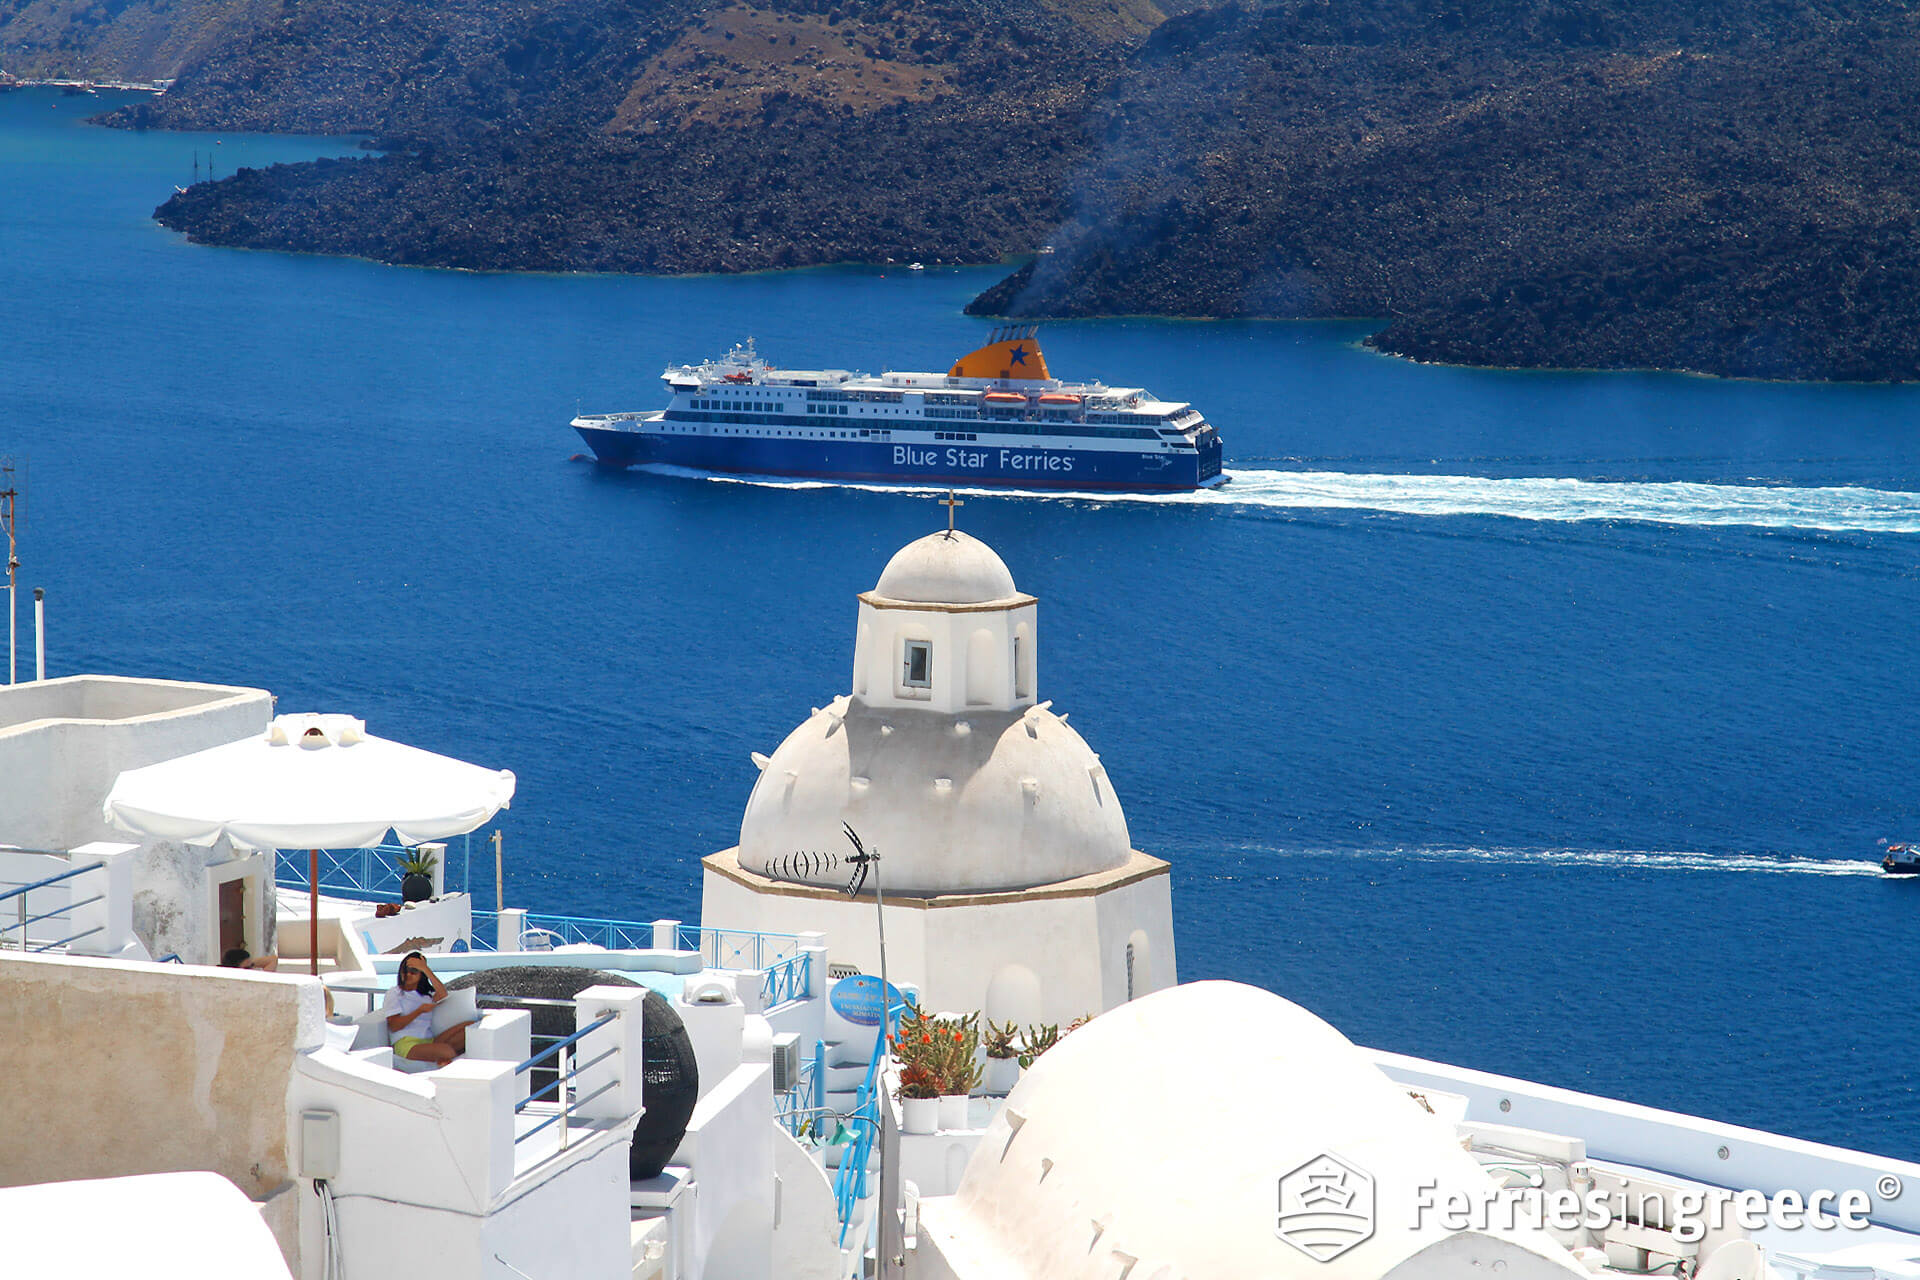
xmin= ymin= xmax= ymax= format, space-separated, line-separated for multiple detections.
xmin=309 ymin=849 xmax=319 ymax=977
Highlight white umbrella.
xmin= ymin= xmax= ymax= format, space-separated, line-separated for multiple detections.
xmin=104 ymin=712 xmax=517 ymax=973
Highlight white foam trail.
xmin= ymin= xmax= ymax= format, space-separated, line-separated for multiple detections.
xmin=635 ymin=463 xmax=1920 ymax=533
xmin=1201 ymin=471 xmax=1920 ymax=533
xmin=1248 ymin=845 xmax=1886 ymax=877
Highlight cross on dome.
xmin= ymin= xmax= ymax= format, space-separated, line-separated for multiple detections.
xmin=938 ymin=490 xmax=964 ymax=536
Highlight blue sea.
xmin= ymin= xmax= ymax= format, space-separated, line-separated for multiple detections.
xmin=6 ymin=89 xmax=1919 ymax=1156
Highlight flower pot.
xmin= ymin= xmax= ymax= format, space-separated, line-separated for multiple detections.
xmin=984 ymin=1055 xmax=1019 ymax=1095
xmin=400 ymin=871 xmax=433 ymax=903
xmin=901 ymin=1095 xmax=938 ymax=1135
xmin=937 ymin=1093 xmax=970 ymax=1131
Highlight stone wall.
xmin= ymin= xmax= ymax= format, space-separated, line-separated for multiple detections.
xmin=0 ymin=953 xmax=321 ymax=1207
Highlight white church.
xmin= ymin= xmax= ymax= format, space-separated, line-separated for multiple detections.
xmin=701 ymin=522 xmax=1176 ymax=1029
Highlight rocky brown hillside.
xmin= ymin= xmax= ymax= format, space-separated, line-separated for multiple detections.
xmin=48 ymin=0 xmax=1920 ymax=378
xmin=127 ymin=0 xmax=1146 ymax=272
xmin=969 ymin=0 xmax=1920 ymax=379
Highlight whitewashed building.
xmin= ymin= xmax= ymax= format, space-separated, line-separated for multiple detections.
xmin=702 ymin=527 xmax=1177 ymax=1030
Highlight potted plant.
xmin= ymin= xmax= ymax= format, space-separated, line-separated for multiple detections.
xmin=1017 ymin=1021 xmax=1060 ymax=1070
xmin=897 ymin=1062 xmax=940 ymax=1134
xmin=982 ymin=1018 xmax=1021 ymax=1094
xmin=933 ymin=1013 xmax=981 ymax=1130
xmin=396 ymin=847 xmax=437 ymax=903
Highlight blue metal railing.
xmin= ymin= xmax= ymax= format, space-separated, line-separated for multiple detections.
xmin=833 ymin=997 xmax=908 ymax=1248
xmin=513 ymin=1012 xmax=619 ymax=1148
xmin=469 ymin=910 xmax=656 ymax=953
xmin=468 ymin=912 xmax=815 ymax=1012
xmin=0 ymin=861 xmax=106 ymax=953
xmin=676 ymin=925 xmax=801 ymax=971
xmin=274 ymin=837 xmax=473 ymax=899
xmin=763 ymin=950 xmax=811 ymax=1011
xmin=775 ymin=1041 xmax=824 ymax=1138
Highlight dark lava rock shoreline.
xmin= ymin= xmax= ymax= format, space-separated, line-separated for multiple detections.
xmin=123 ymin=0 xmax=1920 ymax=380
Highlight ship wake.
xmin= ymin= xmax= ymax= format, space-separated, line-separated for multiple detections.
xmin=1240 ymin=844 xmax=1887 ymax=877
xmin=640 ymin=463 xmax=1920 ymax=534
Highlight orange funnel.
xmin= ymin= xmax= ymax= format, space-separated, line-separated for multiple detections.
xmin=948 ymin=326 xmax=1050 ymax=381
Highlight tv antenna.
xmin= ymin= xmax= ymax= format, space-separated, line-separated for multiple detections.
xmin=1 ymin=457 xmax=21 ymax=686
xmin=779 ymin=824 xmax=901 ymax=1259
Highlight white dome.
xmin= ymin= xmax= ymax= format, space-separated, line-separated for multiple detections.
xmin=872 ymin=530 xmax=1019 ymax=605
xmin=738 ymin=697 xmax=1130 ymax=895
xmin=923 ymin=982 xmax=1586 ymax=1280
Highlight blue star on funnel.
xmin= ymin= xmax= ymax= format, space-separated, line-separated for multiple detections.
xmin=1008 ymin=345 xmax=1029 ymax=366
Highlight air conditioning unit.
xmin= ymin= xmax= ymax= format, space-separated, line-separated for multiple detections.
xmin=772 ymin=1032 xmax=802 ymax=1094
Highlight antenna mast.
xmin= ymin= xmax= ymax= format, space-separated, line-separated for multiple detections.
xmin=1 ymin=457 xmax=20 ymax=686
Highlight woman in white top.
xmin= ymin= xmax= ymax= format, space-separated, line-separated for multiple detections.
xmin=381 ymin=951 xmax=474 ymax=1066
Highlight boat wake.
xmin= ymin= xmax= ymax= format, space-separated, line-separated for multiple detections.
xmin=1242 ymin=844 xmax=1886 ymax=877
xmin=1199 ymin=471 xmax=1920 ymax=533
xmin=635 ymin=463 xmax=1920 ymax=534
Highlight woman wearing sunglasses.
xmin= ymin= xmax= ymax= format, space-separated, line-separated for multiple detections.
xmin=380 ymin=951 xmax=473 ymax=1066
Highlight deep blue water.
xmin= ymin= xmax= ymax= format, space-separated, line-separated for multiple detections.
xmin=7 ymin=89 xmax=1920 ymax=1156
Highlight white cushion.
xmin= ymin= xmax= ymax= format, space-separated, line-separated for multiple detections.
xmin=431 ymin=987 xmax=478 ymax=1035
xmin=349 ymin=1010 xmax=389 ymax=1052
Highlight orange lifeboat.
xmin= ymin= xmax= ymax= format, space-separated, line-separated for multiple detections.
xmin=982 ymin=391 xmax=1028 ymax=404
xmin=723 ymin=371 xmax=752 ymax=384
xmin=1038 ymin=393 xmax=1082 ymax=405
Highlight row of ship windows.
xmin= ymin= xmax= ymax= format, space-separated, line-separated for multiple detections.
xmin=692 ymin=398 xmax=785 ymax=413
xmin=707 ymin=427 xmax=884 ymax=439
xmin=668 ymin=420 xmax=1159 ymax=445
xmin=805 ymin=389 xmax=904 ymax=404
xmin=689 ymin=399 xmax=857 ymax=417
xmin=670 ymin=411 xmax=1163 ymax=439
xmin=704 ymin=388 xmax=1171 ymax=419
xmin=928 ymin=405 xmax=1173 ymax=432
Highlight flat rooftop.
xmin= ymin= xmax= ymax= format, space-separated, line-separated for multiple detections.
xmin=0 ymin=674 xmax=269 ymax=736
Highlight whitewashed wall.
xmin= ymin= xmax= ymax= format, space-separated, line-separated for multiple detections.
xmin=701 ymin=852 xmax=1177 ymax=1030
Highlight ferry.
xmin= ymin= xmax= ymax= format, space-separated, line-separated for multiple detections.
xmin=570 ymin=328 xmax=1227 ymax=491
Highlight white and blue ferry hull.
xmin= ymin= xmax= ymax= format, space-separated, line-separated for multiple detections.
xmin=573 ymin=423 xmax=1225 ymax=492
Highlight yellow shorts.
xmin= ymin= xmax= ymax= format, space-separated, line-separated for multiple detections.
xmin=394 ymin=1035 xmax=429 ymax=1059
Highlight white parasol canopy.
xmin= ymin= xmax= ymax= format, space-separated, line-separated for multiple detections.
xmin=103 ymin=713 xmax=517 ymax=850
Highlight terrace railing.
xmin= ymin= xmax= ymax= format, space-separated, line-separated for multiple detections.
xmin=762 ymin=950 xmax=812 ymax=1012
xmin=466 ymin=914 xmax=813 ymax=1011
xmin=834 ymin=1023 xmax=891 ymax=1249
xmin=512 ymin=1012 xmax=619 ymax=1152
xmin=274 ymin=838 xmax=474 ymax=900
xmin=775 ymin=1040 xmax=828 ymax=1139
xmin=0 ymin=860 xmax=106 ymax=954
xmin=675 ymin=925 xmax=801 ymax=971
xmin=468 ymin=910 xmax=655 ymax=953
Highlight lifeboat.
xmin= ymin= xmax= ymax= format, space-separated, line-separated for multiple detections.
xmin=1038 ymin=393 xmax=1082 ymax=405
xmin=723 ymin=371 xmax=752 ymax=384
xmin=982 ymin=391 xmax=1028 ymax=404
